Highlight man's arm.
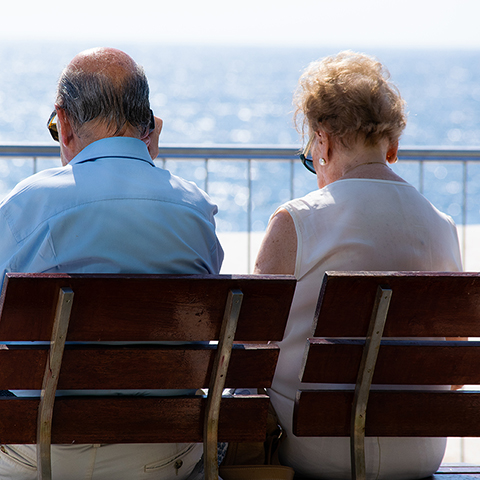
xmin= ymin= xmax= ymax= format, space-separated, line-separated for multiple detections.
xmin=0 ymin=212 xmax=20 ymax=292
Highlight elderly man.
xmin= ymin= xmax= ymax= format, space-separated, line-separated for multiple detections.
xmin=0 ymin=47 xmax=223 ymax=479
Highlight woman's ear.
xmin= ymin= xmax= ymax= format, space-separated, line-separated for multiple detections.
xmin=387 ymin=140 xmax=399 ymax=164
xmin=315 ymin=129 xmax=331 ymax=162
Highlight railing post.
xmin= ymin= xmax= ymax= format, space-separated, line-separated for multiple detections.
xmin=462 ymin=160 xmax=467 ymax=261
xmin=247 ymin=158 xmax=252 ymax=273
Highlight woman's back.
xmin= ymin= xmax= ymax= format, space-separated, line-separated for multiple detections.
xmin=268 ymin=178 xmax=462 ymax=480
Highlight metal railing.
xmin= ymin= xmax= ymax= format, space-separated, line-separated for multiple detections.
xmin=1 ymin=144 xmax=480 ymax=272
xmin=0 ymin=144 xmax=479 ymax=463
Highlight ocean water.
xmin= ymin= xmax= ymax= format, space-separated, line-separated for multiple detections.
xmin=1 ymin=41 xmax=480 ymax=231
xmin=1 ymin=42 xmax=480 ymax=146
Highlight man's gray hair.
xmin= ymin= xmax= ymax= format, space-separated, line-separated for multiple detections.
xmin=56 ymin=63 xmax=151 ymax=137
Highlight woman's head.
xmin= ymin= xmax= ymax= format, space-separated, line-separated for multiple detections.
xmin=294 ymin=51 xmax=407 ymax=149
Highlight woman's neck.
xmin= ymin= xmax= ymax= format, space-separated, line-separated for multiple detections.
xmin=319 ymin=140 xmax=406 ymax=188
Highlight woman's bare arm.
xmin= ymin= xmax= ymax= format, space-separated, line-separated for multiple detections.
xmin=254 ymin=208 xmax=297 ymax=275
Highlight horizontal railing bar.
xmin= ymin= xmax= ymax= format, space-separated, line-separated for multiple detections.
xmin=1 ymin=144 xmax=480 ymax=161
xmin=159 ymin=145 xmax=299 ymax=159
xmin=0 ymin=145 xmax=60 ymax=157
xmin=398 ymin=147 xmax=480 ymax=161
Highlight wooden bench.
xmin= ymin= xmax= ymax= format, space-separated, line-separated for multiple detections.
xmin=293 ymin=271 xmax=480 ymax=480
xmin=0 ymin=272 xmax=296 ymax=480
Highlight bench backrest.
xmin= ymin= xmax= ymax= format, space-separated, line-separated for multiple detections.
xmin=0 ymin=272 xmax=296 ymax=480
xmin=293 ymin=271 xmax=480 ymax=480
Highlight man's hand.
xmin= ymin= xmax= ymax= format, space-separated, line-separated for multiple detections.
xmin=142 ymin=116 xmax=163 ymax=160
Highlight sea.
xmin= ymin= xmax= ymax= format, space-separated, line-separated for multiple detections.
xmin=1 ymin=41 xmax=480 ymax=267
xmin=2 ymin=42 xmax=480 ymax=147
xmin=2 ymin=43 xmax=479 ymax=461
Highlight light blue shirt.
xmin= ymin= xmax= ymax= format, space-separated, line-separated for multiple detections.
xmin=0 ymin=136 xmax=223 ymax=287
xmin=0 ymin=137 xmax=223 ymax=397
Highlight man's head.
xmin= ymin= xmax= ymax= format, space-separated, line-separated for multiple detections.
xmin=54 ymin=47 xmax=155 ymax=164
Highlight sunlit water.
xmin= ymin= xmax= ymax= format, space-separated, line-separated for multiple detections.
xmin=0 ymin=42 xmax=479 ymax=462
xmin=1 ymin=41 xmax=480 ymax=265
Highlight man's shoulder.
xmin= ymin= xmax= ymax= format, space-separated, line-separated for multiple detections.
xmin=3 ymin=166 xmax=72 ymax=202
xmin=0 ymin=160 xmax=217 ymax=239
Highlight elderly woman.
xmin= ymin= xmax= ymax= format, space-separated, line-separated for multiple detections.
xmin=254 ymin=51 xmax=462 ymax=479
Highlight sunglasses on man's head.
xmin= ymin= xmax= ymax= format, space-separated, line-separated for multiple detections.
xmin=47 ymin=110 xmax=156 ymax=142
xmin=47 ymin=111 xmax=59 ymax=142
xmin=299 ymin=134 xmax=316 ymax=174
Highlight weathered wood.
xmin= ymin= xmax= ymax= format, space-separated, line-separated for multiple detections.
xmin=301 ymin=339 xmax=480 ymax=385
xmin=0 ymin=272 xmax=296 ymax=480
xmin=204 ymin=289 xmax=243 ymax=480
xmin=294 ymin=271 xmax=480 ymax=477
xmin=350 ymin=286 xmax=392 ymax=480
xmin=37 ymin=287 xmax=74 ymax=480
xmin=314 ymin=271 xmax=480 ymax=337
xmin=294 ymin=390 xmax=480 ymax=437
xmin=0 ymin=344 xmax=280 ymax=390
xmin=0 ymin=273 xmax=296 ymax=341
xmin=0 ymin=395 xmax=270 ymax=444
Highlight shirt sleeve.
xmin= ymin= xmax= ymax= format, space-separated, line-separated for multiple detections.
xmin=0 ymin=210 xmax=20 ymax=291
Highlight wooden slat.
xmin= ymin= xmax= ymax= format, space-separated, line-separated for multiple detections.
xmin=301 ymin=339 xmax=480 ymax=385
xmin=0 ymin=396 xmax=270 ymax=444
xmin=0 ymin=274 xmax=296 ymax=342
xmin=0 ymin=273 xmax=295 ymax=461
xmin=294 ymin=390 xmax=480 ymax=437
xmin=0 ymin=344 xmax=280 ymax=390
xmin=204 ymin=289 xmax=243 ymax=480
xmin=0 ymin=347 xmax=47 ymax=389
xmin=314 ymin=271 xmax=480 ymax=337
xmin=37 ymin=286 xmax=74 ymax=480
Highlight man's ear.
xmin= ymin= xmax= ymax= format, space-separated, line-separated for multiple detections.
xmin=55 ymin=107 xmax=74 ymax=147
xmin=142 ymin=116 xmax=163 ymax=160
xmin=55 ymin=107 xmax=79 ymax=165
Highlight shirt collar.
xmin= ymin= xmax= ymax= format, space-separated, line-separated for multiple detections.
xmin=69 ymin=137 xmax=155 ymax=167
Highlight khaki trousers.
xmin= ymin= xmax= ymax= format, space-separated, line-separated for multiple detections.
xmin=0 ymin=443 xmax=203 ymax=480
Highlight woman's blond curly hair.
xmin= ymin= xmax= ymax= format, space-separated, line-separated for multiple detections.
xmin=294 ymin=51 xmax=407 ymax=148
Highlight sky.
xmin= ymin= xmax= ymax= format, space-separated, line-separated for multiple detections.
xmin=2 ymin=0 xmax=480 ymax=50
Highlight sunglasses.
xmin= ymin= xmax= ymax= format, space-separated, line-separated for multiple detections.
xmin=47 ymin=111 xmax=60 ymax=142
xmin=299 ymin=134 xmax=316 ymax=174
xmin=47 ymin=109 xmax=156 ymax=142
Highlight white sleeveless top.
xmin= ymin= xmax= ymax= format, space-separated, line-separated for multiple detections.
xmin=269 ymin=178 xmax=462 ymax=480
